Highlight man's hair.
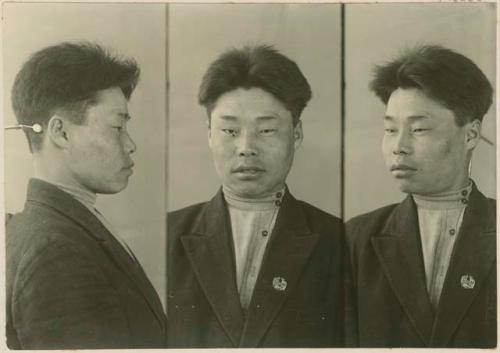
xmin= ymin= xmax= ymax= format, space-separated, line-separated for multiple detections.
xmin=370 ymin=45 xmax=493 ymax=126
xmin=198 ymin=45 xmax=312 ymax=126
xmin=12 ymin=42 xmax=140 ymax=151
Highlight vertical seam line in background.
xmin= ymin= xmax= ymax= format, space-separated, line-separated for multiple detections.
xmin=164 ymin=2 xmax=169 ymax=317
xmin=340 ymin=3 xmax=346 ymax=221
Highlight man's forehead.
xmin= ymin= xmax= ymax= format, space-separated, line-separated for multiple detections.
xmin=212 ymin=87 xmax=291 ymax=116
xmin=384 ymin=114 xmax=430 ymax=123
xmin=385 ymin=88 xmax=453 ymax=121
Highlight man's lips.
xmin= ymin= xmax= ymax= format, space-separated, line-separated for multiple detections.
xmin=390 ymin=164 xmax=417 ymax=172
xmin=123 ymin=162 xmax=135 ymax=173
xmin=390 ymin=164 xmax=417 ymax=178
xmin=232 ymin=166 xmax=265 ymax=173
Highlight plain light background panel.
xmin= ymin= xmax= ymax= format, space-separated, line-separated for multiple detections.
xmin=3 ymin=3 xmax=167 ymax=308
xmin=168 ymin=4 xmax=342 ymax=216
xmin=345 ymin=3 xmax=496 ymax=220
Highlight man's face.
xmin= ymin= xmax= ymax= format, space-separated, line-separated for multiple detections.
xmin=382 ymin=87 xmax=473 ymax=196
xmin=64 ymin=87 xmax=136 ymax=194
xmin=209 ymin=87 xmax=302 ymax=198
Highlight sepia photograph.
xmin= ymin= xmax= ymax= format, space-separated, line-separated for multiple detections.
xmin=1 ymin=0 xmax=497 ymax=350
xmin=3 ymin=2 xmax=167 ymax=349
xmin=167 ymin=3 xmax=346 ymax=348
xmin=344 ymin=3 xmax=496 ymax=348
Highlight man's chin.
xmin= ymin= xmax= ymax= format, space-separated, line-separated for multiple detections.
xmin=93 ymin=180 xmax=129 ymax=195
xmin=395 ymin=180 xmax=418 ymax=195
xmin=396 ymin=179 xmax=432 ymax=196
xmin=225 ymin=182 xmax=268 ymax=199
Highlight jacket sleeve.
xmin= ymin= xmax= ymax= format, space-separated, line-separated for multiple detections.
xmin=10 ymin=239 xmax=131 ymax=349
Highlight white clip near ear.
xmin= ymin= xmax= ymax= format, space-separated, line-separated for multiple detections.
xmin=5 ymin=123 xmax=43 ymax=133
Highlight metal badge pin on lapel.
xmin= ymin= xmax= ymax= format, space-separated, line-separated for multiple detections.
xmin=460 ymin=274 xmax=475 ymax=289
xmin=272 ymin=277 xmax=287 ymax=291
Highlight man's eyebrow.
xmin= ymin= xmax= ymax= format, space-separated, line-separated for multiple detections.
xmin=384 ymin=114 xmax=429 ymax=122
xmin=407 ymin=115 xmax=429 ymax=122
xmin=219 ymin=115 xmax=238 ymax=121
xmin=117 ymin=112 xmax=131 ymax=121
xmin=256 ymin=115 xmax=278 ymax=121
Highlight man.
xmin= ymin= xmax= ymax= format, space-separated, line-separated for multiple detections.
xmin=167 ymin=45 xmax=352 ymax=348
xmin=6 ymin=42 xmax=166 ymax=349
xmin=346 ymin=45 xmax=496 ymax=348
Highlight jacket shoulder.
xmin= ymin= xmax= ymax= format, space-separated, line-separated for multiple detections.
xmin=7 ymin=203 xmax=91 ymax=252
xmin=167 ymin=201 xmax=208 ymax=237
xmin=345 ymin=203 xmax=399 ymax=248
xmin=294 ymin=200 xmax=344 ymax=243
xmin=297 ymin=200 xmax=342 ymax=223
xmin=487 ymin=197 xmax=496 ymax=213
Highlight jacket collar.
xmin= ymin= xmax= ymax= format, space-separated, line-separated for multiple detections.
xmin=25 ymin=178 xmax=166 ymax=328
xmin=26 ymin=178 xmax=109 ymax=241
xmin=180 ymin=187 xmax=319 ymax=347
xmin=430 ymin=182 xmax=496 ymax=346
xmin=372 ymin=182 xmax=496 ymax=346
xmin=180 ymin=189 xmax=244 ymax=346
xmin=372 ymin=194 xmax=435 ymax=343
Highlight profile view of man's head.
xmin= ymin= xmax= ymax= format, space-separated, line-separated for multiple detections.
xmin=198 ymin=45 xmax=312 ymax=198
xmin=12 ymin=42 xmax=140 ymax=194
xmin=370 ymin=45 xmax=493 ymax=196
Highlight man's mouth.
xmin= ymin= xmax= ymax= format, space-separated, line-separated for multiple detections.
xmin=123 ymin=162 xmax=135 ymax=173
xmin=390 ymin=164 xmax=416 ymax=171
xmin=390 ymin=164 xmax=417 ymax=177
xmin=232 ymin=166 xmax=265 ymax=178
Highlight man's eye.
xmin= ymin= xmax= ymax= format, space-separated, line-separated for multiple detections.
xmin=114 ymin=126 xmax=123 ymax=131
xmin=412 ymin=128 xmax=430 ymax=133
xmin=384 ymin=128 xmax=396 ymax=133
xmin=221 ymin=129 xmax=237 ymax=136
xmin=260 ymin=129 xmax=276 ymax=134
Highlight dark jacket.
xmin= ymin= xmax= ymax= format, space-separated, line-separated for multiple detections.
xmin=167 ymin=188 xmax=354 ymax=348
xmin=6 ymin=178 xmax=167 ymax=349
xmin=346 ymin=184 xmax=496 ymax=348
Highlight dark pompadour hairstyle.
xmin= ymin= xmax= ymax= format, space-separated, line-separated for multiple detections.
xmin=12 ymin=42 xmax=140 ymax=151
xmin=198 ymin=45 xmax=312 ymax=125
xmin=369 ymin=45 xmax=493 ymax=126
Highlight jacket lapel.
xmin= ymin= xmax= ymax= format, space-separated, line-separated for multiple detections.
xmin=95 ymin=228 xmax=167 ymax=327
xmin=180 ymin=190 xmax=245 ymax=346
xmin=26 ymin=179 xmax=166 ymax=328
xmin=239 ymin=191 xmax=319 ymax=347
xmin=371 ymin=195 xmax=435 ymax=345
xmin=430 ymin=186 xmax=496 ymax=346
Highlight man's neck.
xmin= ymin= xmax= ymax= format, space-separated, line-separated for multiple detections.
xmin=222 ymin=185 xmax=285 ymax=211
xmin=412 ymin=180 xmax=472 ymax=210
xmin=33 ymin=155 xmax=97 ymax=206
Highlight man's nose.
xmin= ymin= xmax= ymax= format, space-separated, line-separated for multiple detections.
xmin=237 ymin=131 xmax=258 ymax=157
xmin=393 ymin=130 xmax=412 ymax=155
xmin=123 ymin=131 xmax=137 ymax=154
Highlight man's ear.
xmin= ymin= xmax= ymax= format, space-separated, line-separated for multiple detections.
xmin=465 ymin=119 xmax=482 ymax=151
xmin=46 ymin=115 xmax=70 ymax=149
xmin=293 ymin=120 xmax=303 ymax=151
